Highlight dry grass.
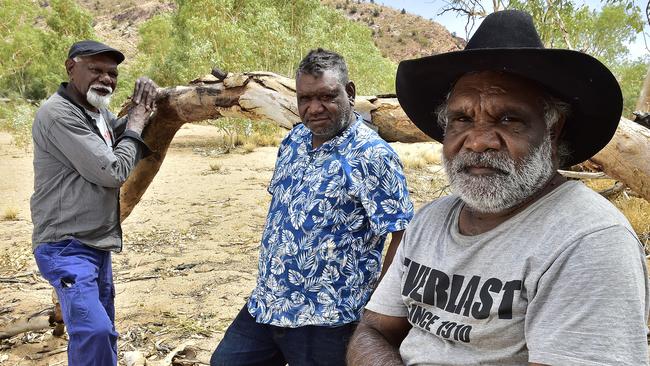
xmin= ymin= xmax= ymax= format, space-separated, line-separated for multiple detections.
xmin=397 ymin=143 xmax=442 ymax=170
xmin=402 ymin=155 xmax=427 ymax=169
xmin=209 ymin=162 xmax=222 ymax=172
xmin=2 ymin=207 xmax=19 ymax=221
xmin=250 ymin=133 xmax=283 ymax=147
xmin=584 ymin=178 xmax=650 ymax=248
xmin=613 ymin=196 xmax=650 ymax=246
xmin=241 ymin=142 xmax=257 ymax=153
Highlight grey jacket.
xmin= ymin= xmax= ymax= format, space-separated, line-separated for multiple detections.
xmin=31 ymin=83 xmax=149 ymax=252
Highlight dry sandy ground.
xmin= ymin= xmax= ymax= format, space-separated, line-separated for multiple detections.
xmin=0 ymin=125 xmax=444 ymax=365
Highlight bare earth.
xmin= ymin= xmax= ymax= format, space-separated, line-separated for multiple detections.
xmin=0 ymin=125 xmax=443 ymax=365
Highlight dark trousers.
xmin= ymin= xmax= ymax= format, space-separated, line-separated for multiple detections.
xmin=33 ymin=239 xmax=117 ymax=366
xmin=211 ymin=305 xmax=356 ymax=366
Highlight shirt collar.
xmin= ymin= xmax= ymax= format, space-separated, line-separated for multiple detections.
xmin=56 ymin=82 xmax=108 ymax=139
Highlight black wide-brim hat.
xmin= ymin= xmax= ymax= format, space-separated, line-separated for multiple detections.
xmin=396 ymin=10 xmax=622 ymax=167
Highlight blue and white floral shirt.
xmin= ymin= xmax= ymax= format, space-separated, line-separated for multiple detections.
xmin=248 ymin=115 xmax=414 ymax=327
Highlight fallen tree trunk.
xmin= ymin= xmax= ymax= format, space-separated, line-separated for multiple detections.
xmin=118 ymin=71 xmax=430 ymax=220
xmin=591 ymin=118 xmax=650 ymax=201
xmin=0 ymin=311 xmax=52 ymax=340
xmin=119 ymin=71 xmax=650 ymax=221
xmin=0 ymin=291 xmax=63 ymax=340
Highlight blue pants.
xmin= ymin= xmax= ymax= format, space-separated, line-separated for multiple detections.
xmin=211 ymin=305 xmax=356 ymax=366
xmin=33 ymin=239 xmax=117 ymax=366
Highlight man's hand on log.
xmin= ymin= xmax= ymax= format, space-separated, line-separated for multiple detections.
xmin=126 ymin=77 xmax=158 ymax=135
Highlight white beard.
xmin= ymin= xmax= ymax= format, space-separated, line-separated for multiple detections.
xmin=86 ymin=84 xmax=113 ymax=109
xmin=443 ymin=135 xmax=555 ymax=213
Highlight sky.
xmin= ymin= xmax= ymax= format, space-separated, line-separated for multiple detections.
xmin=379 ymin=0 xmax=648 ymax=60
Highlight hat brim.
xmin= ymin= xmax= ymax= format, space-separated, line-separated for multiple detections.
xmin=72 ymin=49 xmax=125 ymax=64
xmin=396 ymin=48 xmax=622 ymax=167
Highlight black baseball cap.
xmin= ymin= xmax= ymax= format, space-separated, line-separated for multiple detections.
xmin=67 ymin=40 xmax=125 ymax=64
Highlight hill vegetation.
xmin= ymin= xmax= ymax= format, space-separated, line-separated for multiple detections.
xmin=322 ymin=0 xmax=465 ymax=61
xmin=0 ymin=0 xmax=647 ymax=140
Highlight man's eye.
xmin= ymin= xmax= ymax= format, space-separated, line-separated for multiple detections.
xmin=320 ymin=95 xmax=334 ymax=102
xmin=451 ymin=115 xmax=471 ymax=123
xmin=501 ymin=115 xmax=521 ymax=123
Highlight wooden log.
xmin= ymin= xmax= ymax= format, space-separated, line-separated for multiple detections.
xmin=591 ymin=118 xmax=650 ymax=202
xmin=118 ymin=72 xmax=429 ymax=220
xmin=0 ymin=309 xmax=56 ymax=340
xmin=118 ymin=71 xmax=650 ymax=222
xmin=0 ymin=290 xmax=63 ymax=340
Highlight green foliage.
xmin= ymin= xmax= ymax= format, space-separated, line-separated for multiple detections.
xmin=612 ymin=58 xmax=649 ymax=118
xmin=131 ymin=0 xmax=396 ymax=96
xmin=508 ymin=1 xmax=645 ymax=118
xmin=0 ymin=0 xmax=95 ymax=100
xmin=510 ymin=1 xmax=643 ymax=65
xmin=0 ymin=101 xmax=38 ymax=147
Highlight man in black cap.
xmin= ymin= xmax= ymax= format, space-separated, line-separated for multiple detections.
xmin=31 ymin=40 xmax=157 ymax=365
xmin=346 ymin=10 xmax=649 ymax=366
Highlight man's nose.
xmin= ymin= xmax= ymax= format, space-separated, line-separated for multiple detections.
xmin=307 ymin=99 xmax=325 ymax=114
xmin=97 ymin=72 xmax=113 ymax=85
xmin=463 ymin=125 xmax=502 ymax=152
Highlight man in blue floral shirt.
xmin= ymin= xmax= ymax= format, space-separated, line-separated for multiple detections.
xmin=211 ymin=49 xmax=414 ymax=366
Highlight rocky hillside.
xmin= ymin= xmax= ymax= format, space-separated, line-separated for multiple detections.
xmin=321 ymin=0 xmax=465 ymax=62
xmin=73 ymin=0 xmax=463 ymax=66
xmin=74 ymin=0 xmax=176 ymax=63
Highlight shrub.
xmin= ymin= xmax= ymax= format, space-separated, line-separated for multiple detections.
xmin=0 ymin=101 xmax=37 ymax=148
xmin=2 ymin=207 xmax=19 ymax=221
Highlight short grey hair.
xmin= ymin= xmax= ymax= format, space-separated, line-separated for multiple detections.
xmin=542 ymin=94 xmax=571 ymax=129
xmin=435 ymin=92 xmax=451 ymax=129
xmin=296 ymin=48 xmax=349 ymax=85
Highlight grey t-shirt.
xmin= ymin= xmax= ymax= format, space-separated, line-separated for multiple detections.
xmin=366 ymin=181 xmax=649 ymax=366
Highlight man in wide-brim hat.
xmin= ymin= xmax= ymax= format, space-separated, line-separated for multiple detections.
xmin=346 ymin=10 xmax=649 ymax=366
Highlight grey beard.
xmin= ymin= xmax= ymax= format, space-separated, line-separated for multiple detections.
xmin=86 ymin=86 xmax=113 ymax=109
xmin=310 ymin=104 xmax=353 ymax=140
xmin=443 ymin=135 xmax=555 ymax=213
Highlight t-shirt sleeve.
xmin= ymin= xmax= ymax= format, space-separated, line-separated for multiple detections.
xmin=365 ymin=236 xmax=410 ymax=317
xmin=356 ymin=145 xmax=414 ymax=236
xmin=526 ymin=225 xmax=649 ymax=366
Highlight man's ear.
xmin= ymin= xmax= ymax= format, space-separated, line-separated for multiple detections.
xmin=346 ymin=81 xmax=356 ymax=106
xmin=64 ymin=58 xmax=75 ymax=78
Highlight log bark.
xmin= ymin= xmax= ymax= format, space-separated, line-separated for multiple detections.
xmin=591 ymin=118 xmax=650 ymax=202
xmin=119 ymin=71 xmax=650 ymax=222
